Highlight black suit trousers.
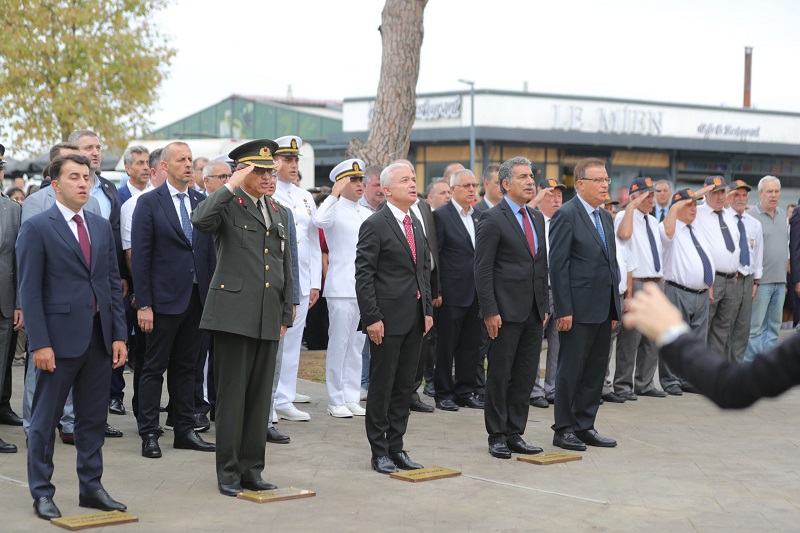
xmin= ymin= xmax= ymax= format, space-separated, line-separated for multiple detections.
xmin=365 ymin=304 xmax=423 ymax=458
xmin=28 ymin=317 xmax=110 ymax=499
xmin=434 ymin=300 xmax=482 ymax=402
xmin=137 ymin=287 xmax=203 ymax=437
xmin=484 ymin=311 xmax=543 ymax=444
xmin=553 ymin=318 xmax=612 ymax=434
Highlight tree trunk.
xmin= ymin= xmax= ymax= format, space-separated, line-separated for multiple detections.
xmin=346 ymin=0 xmax=427 ymax=166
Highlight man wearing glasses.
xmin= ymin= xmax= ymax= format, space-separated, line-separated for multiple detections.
xmin=202 ymin=161 xmax=233 ymax=195
xmin=549 ymin=158 xmax=621 ymax=451
xmin=431 ymin=169 xmax=484 ymax=412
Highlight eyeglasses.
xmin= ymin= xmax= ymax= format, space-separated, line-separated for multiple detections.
xmin=454 ymin=183 xmax=480 ymax=189
xmin=250 ymin=168 xmax=278 ymax=177
xmin=209 ymin=173 xmax=232 ymax=181
xmin=580 ymin=178 xmax=610 ymax=185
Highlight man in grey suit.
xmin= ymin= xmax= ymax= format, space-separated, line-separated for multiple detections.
xmin=191 ymin=139 xmax=294 ymax=497
xmin=0 ymin=160 xmax=22 ymax=453
xmin=20 ymin=143 xmax=101 ymax=444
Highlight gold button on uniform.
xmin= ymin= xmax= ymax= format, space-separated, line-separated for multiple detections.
xmin=220 ymin=284 xmax=225 ymax=289
xmin=264 ymin=248 xmax=268 ymax=254
xmin=266 ymin=231 xmax=270 ymax=236
xmin=265 ymin=282 xmax=270 ymax=288
xmin=265 ymin=265 xmax=270 ymax=271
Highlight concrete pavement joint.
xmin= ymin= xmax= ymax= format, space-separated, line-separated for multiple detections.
xmin=462 ymin=474 xmax=608 ymax=505
xmin=0 ymin=474 xmax=28 ymax=487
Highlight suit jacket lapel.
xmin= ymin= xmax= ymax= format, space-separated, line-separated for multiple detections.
xmin=49 ymin=208 xmax=89 ymax=271
xmin=445 ymin=202 xmax=474 ymax=249
xmin=576 ymin=202 xmax=607 ymax=254
xmin=157 ymin=186 xmax=191 ymax=247
xmin=500 ymin=200 xmax=533 ymax=258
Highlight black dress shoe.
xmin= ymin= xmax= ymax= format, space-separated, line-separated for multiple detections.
xmin=456 ymin=394 xmax=484 ymax=409
xmin=79 ymin=488 xmax=127 ymax=512
xmin=0 ymin=409 xmax=23 ymax=426
xmin=0 ymin=438 xmax=17 ymax=453
xmin=488 ymin=442 xmax=512 ymax=459
xmin=681 ymin=383 xmax=700 ymax=394
xmin=638 ymin=388 xmax=667 ymax=398
xmin=174 ymin=430 xmax=215 ymax=451
xmin=553 ymin=432 xmax=587 ymax=451
xmin=507 ymin=437 xmax=543 ymax=455
xmin=617 ymin=391 xmax=638 ymax=401
xmin=267 ymin=427 xmax=290 ymax=444
xmin=423 ymin=383 xmax=435 ymax=397
xmin=241 ymin=479 xmax=277 ymax=491
xmin=371 ymin=455 xmax=399 ymax=474
xmin=219 ymin=483 xmax=243 ymax=497
xmin=159 ymin=405 xmax=167 ymax=412
xmin=33 ymin=496 xmax=61 ymax=519
xmin=530 ymin=397 xmax=550 ymax=409
xmin=601 ymin=392 xmax=626 ymax=403
xmin=390 ymin=451 xmax=423 ymax=470
xmin=193 ymin=413 xmax=211 ymax=432
xmin=141 ymin=434 xmax=161 ymax=458
xmin=410 ymin=398 xmax=434 ymax=413
xmin=108 ymin=398 xmax=125 ymax=415
xmin=435 ymin=399 xmax=459 ymax=411
xmin=575 ymin=429 xmax=617 ymax=447
xmin=105 ymin=423 xmax=123 ymax=438
xmin=664 ymin=384 xmax=683 ymax=396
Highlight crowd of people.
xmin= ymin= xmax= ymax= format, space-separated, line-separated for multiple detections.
xmin=0 ymin=133 xmax=796 ymax=520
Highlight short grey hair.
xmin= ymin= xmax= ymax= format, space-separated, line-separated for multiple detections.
xmin=123 ymin=145 xmax=149 ymax=167
xmin=203 ymin=160 xmax=231 ymax=179
xmin=364 ymin=164 xmax=383 ymax=186
xmin=450 ymin=169 xmax=475 ymax=187
xmin=67 ymin=129 xmax=99 ymax=144
xmin=498 ymin=156 xmax=532 ymax=195
xmin=193 ymin=157 xmax=209 ymax=171
xmin=758 ymin=175 xmax=780 ymax=192
xmin=654 ymin=179 xmax=672 ymax=190
xmin=380 ymin=163 xmax=411 ymax=187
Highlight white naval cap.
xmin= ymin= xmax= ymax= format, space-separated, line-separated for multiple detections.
xmin=330 ymin=158 xmax=366 ymax=183
xmin=274 ymin=135 xmax=303 ymax=156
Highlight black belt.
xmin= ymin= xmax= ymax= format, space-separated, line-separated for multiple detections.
xmin=633 ymin=277 xmax=663 ymax=283
xmin=715 ymin=271 xmax=737 ymax=279
xmin=667 ymin=280 xmax=707 ymax=294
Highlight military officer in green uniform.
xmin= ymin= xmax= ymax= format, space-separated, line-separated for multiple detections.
xmin=191 ymin=139 xmax=294 ymax=497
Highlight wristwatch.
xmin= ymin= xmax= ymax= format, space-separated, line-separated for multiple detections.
xmin=138 ymin=306 xmax=151 ymax=311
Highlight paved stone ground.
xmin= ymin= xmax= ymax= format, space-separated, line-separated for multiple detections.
xmin=2 ymin=331 xmax=799 ymax=532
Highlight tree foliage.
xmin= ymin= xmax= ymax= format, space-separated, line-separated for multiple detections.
xmin=347 ymin=0 xmax=427 ymax=166
xmin=0 ymin=0 xmax=175 ymax=156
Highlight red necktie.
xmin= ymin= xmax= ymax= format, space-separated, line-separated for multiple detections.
xmin=519 ymin=207 xmax=536 ymax=257
xmin=404 ymin=215 xmax=420 ymax=299
xmin=73 ymin=214 xmax=91 ymax=267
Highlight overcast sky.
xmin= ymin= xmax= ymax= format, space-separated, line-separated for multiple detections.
xmin=150 ymin=0 xmax=799 ymax=129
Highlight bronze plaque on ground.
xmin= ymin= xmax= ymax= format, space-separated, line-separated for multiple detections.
xmin=390 ymin=466 xmax=461 ymax=482
xmin=50 ymin=511 xmax=138 ymax=530
xmin=517 ymin=452 xmax=582 ymax=465
xmin=237 ymin=487 xmax=316 ymax=503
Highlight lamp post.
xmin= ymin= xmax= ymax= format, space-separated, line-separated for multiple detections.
xmin=458 ymin=79 xmax=475 ymax=171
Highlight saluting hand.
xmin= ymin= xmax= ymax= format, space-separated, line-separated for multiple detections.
xmin=227 ymin=165 xmax=254 ymax=190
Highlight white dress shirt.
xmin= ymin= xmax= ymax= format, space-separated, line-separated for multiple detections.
xmin=726 ymin=207 xmax=763 ymax=278
xmin=694 ymin=202 xmax=740 ymax=274
xmin=166 ymin=181 xmax=193 ymax=221
xmin=614 ymin=209 xmax=663 ymax=278
xmin=56 ymin=200 xmax=90 ymax=243
xmin=451 ymin=198 xmax=475 ymax=248
xmin=660 ymin=220 xmax=717 ymax=290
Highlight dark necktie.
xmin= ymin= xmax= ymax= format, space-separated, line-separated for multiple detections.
xmin=688 ymin=225 xmax=714 ymax=287
xmin=177 ymin=193 xmax=193 ymax=243
xmin=714 ymin=210 xmax=735 ymax=253
xmin=519 ymin=207 xmax=536 ymax=257
xmin=644 ymin=214 xmax=661 ymax=272
xmin=404 ymin=215 xmax=420 ymax=299
xmin=74 ymin=214 xmax=95 ymax=312
xmin=659 ymin=208 xmax=665 ymax=223
xmin=736 ymin=214 xmax=750 ymax=266
xmin=592 ymin=210 xmax=609 ymax=258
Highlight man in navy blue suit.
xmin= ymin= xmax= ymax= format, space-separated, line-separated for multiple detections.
xmin=18 ymin=154 xmax=128 ymax=520
xmin=131 ymin=142 xmax=216 ymax=459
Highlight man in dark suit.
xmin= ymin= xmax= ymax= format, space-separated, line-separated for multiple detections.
xmin=131 ymin=142 xmax=216 ymax=459
xmin=474 ymin=157 xmax=548 ymax=459
xmin=18 ymin=154 xmax=128 ymax=520
xmin=474 ymin=164 xmax=502 ymax=214
xmin=432 ymin=169 xmax=484 ymax=411
xmin=550 ymin=157 xmax=621 ymax=451
xmin=192 ymin=139 xmax=294 ymax=496
xmin=356 ymin=163 xmax=433 ymax=475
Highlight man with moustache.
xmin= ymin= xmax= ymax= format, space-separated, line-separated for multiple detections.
xmin=613 ymin=177 xmax=666 ymax=399
xmin=693 ymin=176 xmax=741 ymax=362
xmin=356 ymin=163 xmax=433 ymax=474
xmin=192 ymin=140 xmax=294 ymax=495
xmin=132 ymin=142 xmax=216 ymax=458
xmin=18 ymin=154 xmax=128 ymax=519
xmin=314 ymin=159 xmax=373 ymax=418
xmin=432 ymin=169 xmax=484 ymax=412
xmin=724 ymin=180 xmax=762 ymax=363
xmin=550 ymin=158 xmax=620 ymax=451
xmin=529 ymin=178 xmax=566 ymax=409
xmin=475 ymin=157 xmax=548 ymax=459
xmin=117 ymin=146 xmax=150 ymax=206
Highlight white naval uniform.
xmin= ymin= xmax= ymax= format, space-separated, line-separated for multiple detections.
xmin=272 ymin=180 xmax=322 ymax=410
xmin=314 ymin=195 xmax=372 ymax=405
